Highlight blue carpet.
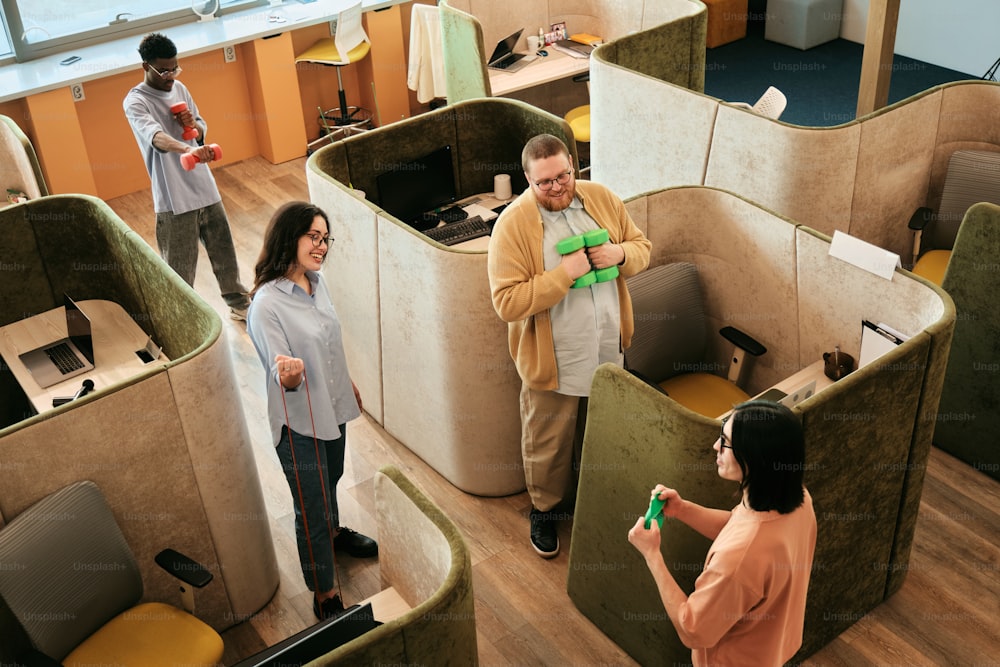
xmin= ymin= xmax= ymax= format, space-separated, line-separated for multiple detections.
xmin=704 ymin=20 xmax=977 ymax=127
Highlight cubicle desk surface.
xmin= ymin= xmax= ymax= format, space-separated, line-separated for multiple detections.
xmin=489 ymin=49 xmax=590 ymax=97
xmin=426 ymin=192 xmax=516 ymax=251
xmin=0 ymin=299 xmax=167 ymax=415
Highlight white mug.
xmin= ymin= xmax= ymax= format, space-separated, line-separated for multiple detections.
xmin=526 ymin=35 xmax=540 ymax=52
xmin=494 ymin=174 xmax=513 ymax=200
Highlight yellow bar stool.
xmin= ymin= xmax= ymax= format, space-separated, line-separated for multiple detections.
xmin=296 ymin=2 xmax=372 ymax=151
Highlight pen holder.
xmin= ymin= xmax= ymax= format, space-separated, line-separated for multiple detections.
xmin=823 ymin=346 xmax=855 ymax=381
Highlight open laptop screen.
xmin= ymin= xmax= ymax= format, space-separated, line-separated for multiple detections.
xmin=65 ymin=295 xmax=95 ymax=364
xmin=488 ymin=28 xmax=524 ymax=65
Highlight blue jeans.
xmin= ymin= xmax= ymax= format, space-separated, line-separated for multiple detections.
xmin=276 ymin=424 xmax=346 ymax=594
xmin=155 ymin=201 xmax=249 ymax=308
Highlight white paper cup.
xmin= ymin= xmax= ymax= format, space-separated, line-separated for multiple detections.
xmin=526 ymin=35 xmax=540 ymax=52
xmin=494 ymin=174 xmax=512 ymax=200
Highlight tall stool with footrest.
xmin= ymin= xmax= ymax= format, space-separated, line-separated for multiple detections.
xmin=296 ymin=2 xmax=373 ymax=151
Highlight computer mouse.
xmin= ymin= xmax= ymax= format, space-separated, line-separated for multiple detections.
xmin=537 ymin=49 xmax=548 ymax=57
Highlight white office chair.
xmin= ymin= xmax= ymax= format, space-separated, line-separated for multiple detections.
xmin=732 ymin=86 xmax=787 ymax=120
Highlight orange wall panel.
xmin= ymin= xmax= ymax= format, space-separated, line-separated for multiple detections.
xmin=24 ymin=89 xmax=97 ymax=197
xmin=244 ymin=34 xmax=308 ymax=164
xmin=362 ymin=5 xmax=410 ymax=127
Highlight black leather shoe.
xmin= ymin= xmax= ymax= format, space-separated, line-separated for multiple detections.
xmin=529 ymin=508 xmax=559 ymax=558
xmin=334 ymin=527 xmax=378 ymax=558
xmin=313 ymin=594 xmax=346 ymax=620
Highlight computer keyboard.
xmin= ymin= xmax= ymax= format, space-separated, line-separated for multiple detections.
xmin=424 ymin=216 xmax=492 ymax=246
xmin=45 ymin=342 xmax=84 ymax=374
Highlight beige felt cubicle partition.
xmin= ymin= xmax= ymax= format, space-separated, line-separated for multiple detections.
xmin=568 ymin=186 xmax=954 ymax=665
xmin=589 ymin=38 xmax=1000 ymax=265
xmin=0 ymin=115 xmax=47 ymax=203
xmin=0 ymin=196 xmax=278 ymax=633
xmin=306 ymin=98 xmax=577 ymax=497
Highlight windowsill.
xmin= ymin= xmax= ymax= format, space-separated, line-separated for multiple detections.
xmin=0 ymin=0 xmax=402 ymax=105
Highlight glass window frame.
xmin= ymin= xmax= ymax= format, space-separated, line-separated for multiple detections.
xmin=0 ymin=0 xmax=263 ymax=63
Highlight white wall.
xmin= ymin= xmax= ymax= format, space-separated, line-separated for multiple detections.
xmin=841 ymin=0 xmax=999 ymax=77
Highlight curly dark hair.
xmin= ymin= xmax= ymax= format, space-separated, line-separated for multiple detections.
xmin=252 ymin=201 xmax=330 ymax=295
xmin=138 ymin=33 xmax=177 ymax=63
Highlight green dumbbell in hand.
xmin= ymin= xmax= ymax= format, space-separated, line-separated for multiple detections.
xmin=556 ymin=228 xmax=619 ymax=289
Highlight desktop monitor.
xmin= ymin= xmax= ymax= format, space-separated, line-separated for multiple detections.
xmin=231 ymin=602 xmax=381 ymax=666
xmin=376 ymin=145 xmax=457 ymax=231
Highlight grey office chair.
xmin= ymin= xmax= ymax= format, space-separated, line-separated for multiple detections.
xmin=0 ymin=480 xmax=223 ymax=666
xmin=625 ymin=262 xmax=766 ymax=417
xmin=909 ymin=149 xmax=1000 ymax=285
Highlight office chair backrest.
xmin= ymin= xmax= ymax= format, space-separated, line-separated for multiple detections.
xmin=752 ymin=86 xmax=787 ymax=120
xmin=625 ymin=262 xmax=707 ymax=382
xmin=334 ymin=2 xmax=369 ymax=59
xmin=0 ymin=481 xmax=143 ymax=660
xmin=929 ymin=149 xmax=1000 ymax=250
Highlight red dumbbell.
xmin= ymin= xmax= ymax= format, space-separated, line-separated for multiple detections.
xmin=169 ymin=102 xmax=199 ymax=141
xmin=180 ymin=144 xmax=223 ymax=171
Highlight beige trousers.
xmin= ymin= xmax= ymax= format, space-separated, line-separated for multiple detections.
xmin=519 ymin=384 xmax=589 ymax=513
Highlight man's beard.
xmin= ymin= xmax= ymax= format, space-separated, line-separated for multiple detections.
xmin=537 ymin=183 xmax=575 ymax=212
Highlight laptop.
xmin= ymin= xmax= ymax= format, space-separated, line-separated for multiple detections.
xmin=18 ymin=295 xmax=95 ymax=388
xmin=487 ymin=28 xmax=537 ymax=73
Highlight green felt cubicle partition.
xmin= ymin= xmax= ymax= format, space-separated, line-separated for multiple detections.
xmin=303 ymin=466 xmax=478 ymax=665
xmin=0 ymin=196 xmax=278 ymax=633
xmin=566 ymin=187 xmax=954 ymax=665
xmin=935 ymin=202 xmax=1000 ymax=481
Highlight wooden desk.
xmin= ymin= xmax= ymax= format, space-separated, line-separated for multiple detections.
xmin=488 ymin=50 xmax=590 ymax=98
xmin=716 ymin=360 xmax=834 ymax=420
xmin=448 ymin=191 xmax=518 ymax=251
xmin=0 ymin=300 xmax=168 ymax=415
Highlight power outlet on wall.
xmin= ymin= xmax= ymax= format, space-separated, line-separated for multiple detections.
xmin=223 ymin=45 xmax=237 ymax=63
xmin=70 ymin=82 xmax=85 ymax=102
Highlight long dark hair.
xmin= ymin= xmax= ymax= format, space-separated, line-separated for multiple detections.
xmin=728 ymin=400 xmax=806 ymax=514
xmin=251 ymin=201 xmax=329 ymax=296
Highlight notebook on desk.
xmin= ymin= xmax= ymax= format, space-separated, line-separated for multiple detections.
xmin=487 ymin=28 xmax=537 ymax=72
xmin=18 ymin=295 xmax=95 ymax=388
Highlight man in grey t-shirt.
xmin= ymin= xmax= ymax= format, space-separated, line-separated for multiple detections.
xmin=124 ymin=32 xmax=250 ymax=320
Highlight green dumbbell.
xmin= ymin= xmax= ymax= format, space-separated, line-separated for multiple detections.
xmin=556 ymin=234 xmax=597 ymax=288
xmin=582 ymin=228 xmax=620 ymax=284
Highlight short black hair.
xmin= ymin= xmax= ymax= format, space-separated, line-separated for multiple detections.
xmin=728 ymin=400 xmax=806 ymax=514
xmin=138 ymin=33 xmax=177 ymax=63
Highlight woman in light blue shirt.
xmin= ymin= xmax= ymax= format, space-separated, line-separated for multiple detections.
xmin=247 ymin=201 xmax=377 ymax=620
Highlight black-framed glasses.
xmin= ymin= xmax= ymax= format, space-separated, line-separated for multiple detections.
xmin=532 ymin=170 xmax=572 ymax=191
xmin=148 ymin=63 xmax=183 ymax=79
xmin=719 ymin=418 xmax=732 ymax=451
xmin=304 ymin=232 xmax=333 ymax=247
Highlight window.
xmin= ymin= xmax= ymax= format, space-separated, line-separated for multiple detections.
xmin=1 ymin=0 xmax=261 ymax=62
xmin=0 ymin=11 xmax=11 ymax=59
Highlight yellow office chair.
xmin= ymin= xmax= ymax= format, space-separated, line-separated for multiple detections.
xmin=625 ymin=262 xmax=766 ymax=417
xmin=909 ymin=149 xmax=1000 ymax=285
xmin=296 ymin=2 xmax=372 ymax=150
xmin=0 ymin=481 xmax=222 ymax=666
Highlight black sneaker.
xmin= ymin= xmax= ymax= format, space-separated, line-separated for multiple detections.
xmin=313 ymin=594 xmax=346 ymax=620
xmin=529 ymin=508 xmax=560 ymax=558
xmin=334 ymin=527 xmax=379 ymax=558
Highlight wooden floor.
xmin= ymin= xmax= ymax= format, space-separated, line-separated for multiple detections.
xmin=106 ymin=156 xmax=1000 ymax=667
